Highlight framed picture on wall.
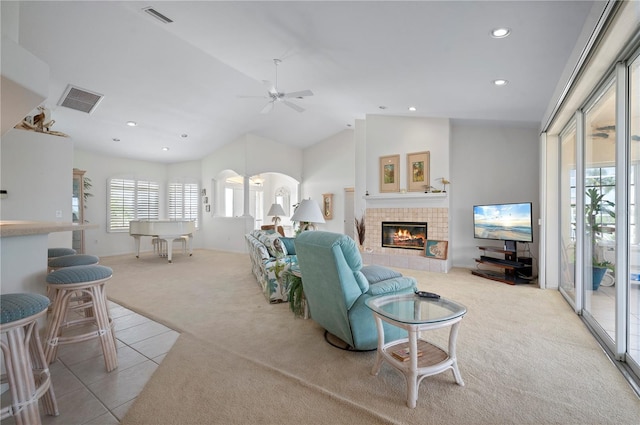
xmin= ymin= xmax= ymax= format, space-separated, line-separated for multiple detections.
xmin=425 ymin=240 xmax=448 ymax=260
xmin=407 ymin=151 xmax=430 ymax=192
xmin=379 ymin=154 xmax=400 ymax=193
xmin=322 ymin=193 xmax=334 ymax=220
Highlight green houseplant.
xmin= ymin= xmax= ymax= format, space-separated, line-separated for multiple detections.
xmin=288 ymin=272 xmax=306 ymax=318
xmin=585 ymin=188 xmax=615 ymax=290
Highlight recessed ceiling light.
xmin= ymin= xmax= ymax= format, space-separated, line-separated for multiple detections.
xmin=126 ymin=121 xmax=137 ymax=127
xmin=493 ymin=79 xmax=509 ymax=86
xmin=112 ymin=138 xmax=120 ymax=142
xmin=161 ymin=147 xmax=170 ymax=151
xmin=490 ymin=28 xmax=511 ymax=38
xmin=408 ymin=106 xmax=417 ymax=112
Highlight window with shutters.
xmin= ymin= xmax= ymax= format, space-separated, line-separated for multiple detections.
xmin=108 ymin=177 xmax=159 ymax=232
xmin=168 ymin=181 xmax=199 ymax=228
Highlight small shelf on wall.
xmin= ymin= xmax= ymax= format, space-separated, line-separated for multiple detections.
xmin=363 ymin=192 xmax=447 ymax=201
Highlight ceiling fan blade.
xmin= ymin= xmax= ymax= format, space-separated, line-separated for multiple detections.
xmin=283 ymin=100 xmax=305 ymax=113
xmin=262 ymin=80 xmax=277 ymax=95
xmin=260 ymin=101 xmax=274 ymax=114
xmin=284 ymin=89 xmax=313 ymax=98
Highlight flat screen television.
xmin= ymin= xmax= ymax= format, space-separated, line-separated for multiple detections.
xmin=473 ymin=202 xmax=533 ymax=244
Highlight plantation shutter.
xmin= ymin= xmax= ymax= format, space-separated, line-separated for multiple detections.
xmin=108 ymin=177 xmax=160 ymax=232
xmin=168 ymin=181 xmax=199 ymax=228
xmin=108 ymin=178 xmax=136 ymax=232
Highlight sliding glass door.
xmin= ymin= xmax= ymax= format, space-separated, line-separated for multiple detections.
xmin=582 ymin=80 xmax=617 ymax=346
xmin=559 ymin=124 xmax=578 ymax=308
xmin=628 ymin=53 xmax=640 ymax=372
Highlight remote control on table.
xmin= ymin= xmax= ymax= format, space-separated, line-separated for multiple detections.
xmin=414 ymin=290 xmax=440 ymax=299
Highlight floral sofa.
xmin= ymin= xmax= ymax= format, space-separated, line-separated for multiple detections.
xmin=245 ymin=229 xmax=298 ymax=303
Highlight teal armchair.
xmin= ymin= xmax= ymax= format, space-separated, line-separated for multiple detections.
xmin=295 ymin=231 xmax=417 ymax=350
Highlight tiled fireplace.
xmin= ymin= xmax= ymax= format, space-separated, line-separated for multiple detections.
xmin=362 ymin=207 xmax=450 ymax=273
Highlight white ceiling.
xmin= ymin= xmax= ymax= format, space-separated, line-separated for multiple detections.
xmin=10 ymin=1 xmax=598 ymax=163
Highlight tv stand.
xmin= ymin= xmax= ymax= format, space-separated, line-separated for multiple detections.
xmin=472 ymin=246 xmax=531 ymax=285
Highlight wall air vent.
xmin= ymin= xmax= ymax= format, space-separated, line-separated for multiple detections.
xmin=142 ymin=7 xmax=173 ymax=24
xmin=57 ymin=85 xmax=104 ymax=114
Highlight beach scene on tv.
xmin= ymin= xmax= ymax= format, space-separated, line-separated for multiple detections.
xmin=473 ymin=203 xmax=533 ymax=242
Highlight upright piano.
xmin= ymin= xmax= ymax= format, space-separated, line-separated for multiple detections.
xmin=129 ymin=220 xmax=195 ymax=263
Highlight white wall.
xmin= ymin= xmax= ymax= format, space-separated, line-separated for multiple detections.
xmin=363 ymin=115 xmax=451 ymax=198
xmin=450 ymin=120 xmax=540 ymax=270
xmin=73 ymin=149 xmax=174 ymax=256
xmin=200 ymin=134 xmax=303 ymax=251
xmin=300 ymin=129 xmax=355 ymax=234
xmin=1 ymin=129 xmax=73 ymax=248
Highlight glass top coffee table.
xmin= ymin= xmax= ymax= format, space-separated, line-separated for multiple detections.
xmin=366 ymin=293 xmax=467 ymax=408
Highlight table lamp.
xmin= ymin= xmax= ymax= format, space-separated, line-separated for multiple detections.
xmin=290 ymin=199 xmax=325 ymax=231
xmin=267 ymin=203 xmax=286 ymax=225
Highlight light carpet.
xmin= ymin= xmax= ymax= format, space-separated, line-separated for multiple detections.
xmin=99 ymin=249 xmax=640 ymax=424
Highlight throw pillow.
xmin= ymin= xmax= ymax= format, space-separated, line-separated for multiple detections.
xmin=280 ymin=237 xmax=296 ymax=255
xmin=264 ymin=233 xmax=288 ymax=258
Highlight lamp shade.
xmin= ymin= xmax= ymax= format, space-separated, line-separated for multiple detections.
xmin=267 ymin=203 xmax=286 ymax=217
xmin=290 ymin=199 xmax=326 ymax=224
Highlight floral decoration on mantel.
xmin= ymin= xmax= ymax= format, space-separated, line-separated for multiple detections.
xmin=14 ymin=106 xmax=69 ymax=137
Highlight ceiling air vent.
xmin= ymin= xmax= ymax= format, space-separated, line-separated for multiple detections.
xmin=58 ymin=85 xmax=104 ymax=114
xmin=142 ymin=7 xmax=173 ymax=24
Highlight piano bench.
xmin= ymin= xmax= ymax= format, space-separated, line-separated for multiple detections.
xmin=153 ymin=236 xmax=188 ymax=257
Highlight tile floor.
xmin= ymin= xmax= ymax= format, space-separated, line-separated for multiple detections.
xmin=590 ymin=282 xmax=640 ymax=362
xmin=1 ymin=301 xmax=179 ymax=425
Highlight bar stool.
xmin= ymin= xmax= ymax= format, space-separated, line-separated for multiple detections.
xmin=0 ymin=293 xmax=59 ymax=424
xmin=47 ymin=248 xmax=76 ymax=259
xmin=46 ymin=254 xmax=100 ymax=316
xmin=47 ymin=254 xmax=99 ymax=272
xmin=44 ymin=265 xmax=118 ymax=372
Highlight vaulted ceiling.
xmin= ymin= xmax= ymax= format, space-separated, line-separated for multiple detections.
xmin=7 ymin=1 xmax=599 ymax=163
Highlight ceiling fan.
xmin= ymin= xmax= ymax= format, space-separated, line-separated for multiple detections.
xmin=239 ymin=59 xmax=313 ymax=114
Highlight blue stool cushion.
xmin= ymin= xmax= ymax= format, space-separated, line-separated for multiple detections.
xmin=46 ymin=265 xmax=113 ymax=285
xmin=48 ymin=254 xmax=99 ymax=268
xmin=1 ymin=293 xmax=50 ymax=324
xmin=47 ymin=247 xmax=77 ymax=258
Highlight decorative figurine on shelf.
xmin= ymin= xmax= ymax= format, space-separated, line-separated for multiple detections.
xmin=436 ymin=177 xmax=450 ymax=192
xmin=14 ymin=106 xmax=69 ymax=137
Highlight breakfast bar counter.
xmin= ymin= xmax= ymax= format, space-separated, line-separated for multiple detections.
xmin=1 ymin=220 xmax=98 ymax=295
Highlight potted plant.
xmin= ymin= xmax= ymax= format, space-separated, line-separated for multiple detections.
xmin=585 ymin=188 xmax=615 ymax=290
xmin=288 ymin=273 xmax=307 ymax=318
xmin=355 ymin=214 xmax=365 ymax=248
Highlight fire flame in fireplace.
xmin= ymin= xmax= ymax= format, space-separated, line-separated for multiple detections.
xmin=395 ymin=229 xmax=416 ymax=241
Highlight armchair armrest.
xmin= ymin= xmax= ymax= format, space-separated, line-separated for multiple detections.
xmin=361 ymin=265 xmax=403 ymax=284
xmin=366 ymin=276 xmax=417 ymax=296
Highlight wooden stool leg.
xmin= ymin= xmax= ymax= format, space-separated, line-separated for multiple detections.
xmin=29 ymin=322 xmax=59 ymax=416
xmin=4 ymin=326 xmax=41 ymax=425
xmin=91 ymin=284 xmax=118 ymax=372
xmin=44 ymin=288 xmax=71 ymax=364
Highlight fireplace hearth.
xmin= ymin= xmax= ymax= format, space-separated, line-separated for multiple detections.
xmin=381 ymin=222 xmax=427 ymax=250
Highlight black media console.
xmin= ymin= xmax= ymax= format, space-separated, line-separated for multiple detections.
xmin=472 ymin=246 xmax=533 ymax=285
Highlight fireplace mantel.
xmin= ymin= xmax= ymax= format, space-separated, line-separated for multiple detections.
xmin=363 ymin=193 xmax=447 ymax=201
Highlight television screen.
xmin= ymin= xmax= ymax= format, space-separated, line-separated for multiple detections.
xmin=473 ymin=202 xmax=533 ymax=243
